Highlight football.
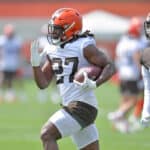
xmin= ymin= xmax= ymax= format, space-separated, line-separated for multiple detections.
xmin=74 ymin=65 xmax=102 ymax=83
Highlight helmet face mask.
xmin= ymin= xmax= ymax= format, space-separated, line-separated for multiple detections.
xmin=144 ymin=15 xmax=150 ymax=39
xmin=47 ymin=8 xmax=82 ymax=45
xmin=47 ymin=23 xmax=64 ymax=45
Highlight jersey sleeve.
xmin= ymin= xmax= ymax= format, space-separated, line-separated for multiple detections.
xmin=79 ymin=37 xmax=96 ymax=58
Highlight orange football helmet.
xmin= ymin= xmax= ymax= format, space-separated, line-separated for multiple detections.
xmin=128 ymin=17 xmax=142 ymax=38
xmin=47 ymin=8 xmax=82 ymax=45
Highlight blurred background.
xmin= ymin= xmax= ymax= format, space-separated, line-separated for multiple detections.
xmin=0 ymin=0 xmax=150 ymax=150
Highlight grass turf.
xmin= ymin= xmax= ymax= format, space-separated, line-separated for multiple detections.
xmin=0 ymin=79 xmax=150 ymax=150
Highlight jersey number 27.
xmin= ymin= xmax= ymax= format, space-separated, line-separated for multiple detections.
xmin=52 ymin=57 xmax=79 ymax=84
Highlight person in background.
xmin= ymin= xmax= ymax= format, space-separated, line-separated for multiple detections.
xmin=108 ymin=17 xmax=145 ymax=133
xmin=128 ymin=18 xmax=150 ymax=130
xmin=30 ymin=8 xmax=115 ymax=150
xmin=0 ymin=23 xmax=22 ymax=102
xmin=140 ymin=13 xmax=150 ymax=127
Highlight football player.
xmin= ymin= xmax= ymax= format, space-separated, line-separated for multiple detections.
xmin=30 ymin=8 xmax=115 ymax=150
xmin=140 ymin=13 xmax=150 ymax=127
xmin=108 ymin=17 xmax=145 ymax=133
xmin=0 ymin=24 xmax=22 ymax=102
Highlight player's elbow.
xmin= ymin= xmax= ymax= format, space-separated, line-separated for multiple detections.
xmin=108 ymin=61 xmax=116 ymax=76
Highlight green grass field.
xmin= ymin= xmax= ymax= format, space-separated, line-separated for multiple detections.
xmin=0 ymin=79 xmax=150 ymax=150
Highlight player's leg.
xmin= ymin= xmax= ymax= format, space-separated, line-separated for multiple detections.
xmin=125 ymin=81 xmax=144 ymax=131
xmin=71 ymin=124 xmax=99 ymax=150
xmin=40 ymin=109 xmax=81 ymax=150
xmin=131 ymin=80 xmax=144 ymax=121
xmin=3 ymin=71 xmax=14 ymax=88
xmin=133 ymin=98 xmax=144 ymax=118
xmin=108 ymin=80 xmax=138 ymax=121
xmin=119 ymin=95 xmax=137 ymax=115
xmin=4 ymin=71 xmax=17 ymax=102
xmin=118 ymin=81 xmax=139 ymax=115
xmin=41 ymin=122 xmax=61 ymax=150
xmin=108 ymin=80 xmax=139 ymax=133
xmin=81 ymin=141 xmax=99 ymax=150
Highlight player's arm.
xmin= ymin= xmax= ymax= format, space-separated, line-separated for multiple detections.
xmin=133 ymin=50 xmax=142 ymax=72
xmin=33 ymin=59 xmax=54 ymax=89
xmin=84 ymin=44 xmax=116 ymax=87
xmin=30 ymin=40 xmax=54 ymax=89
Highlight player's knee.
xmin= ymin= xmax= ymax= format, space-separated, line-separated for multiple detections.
xmin=40 ymin=124 xmax=61 ymax=142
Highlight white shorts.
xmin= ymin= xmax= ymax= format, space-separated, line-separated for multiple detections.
xmin=49 ymin=109 xmax=99 ymax=149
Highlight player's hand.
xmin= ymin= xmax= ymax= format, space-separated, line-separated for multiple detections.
xmin=73 ymin=71 xmax=97 ymax=90
xmin=140 ymin=117 xmax=150 ymax=127
xmin=30 ymin=40 xmax=44 ymax=67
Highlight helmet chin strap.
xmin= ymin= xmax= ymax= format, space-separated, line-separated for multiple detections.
xmin=51 ymin=38 xmax=61 ymax=45
xmin=52 ymin=33 xmax=74 ymax=46
xmin=51 ymin=36 xmax=69 ymax=46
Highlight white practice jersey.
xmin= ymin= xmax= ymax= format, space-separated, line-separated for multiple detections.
xmin=116 ymin=35 xmax=143 ymax=80
xmin=45 ymin=36 xmax=98 ymax=108
xmin=141 ymin=66 xmax=150 ymax=120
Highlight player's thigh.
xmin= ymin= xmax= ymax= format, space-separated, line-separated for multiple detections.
xmin=41 ymin=119 xmax=61 ymax=140
xmin=46 ymin=109 xmax=81 ymax=137
xmin=3 ymin=71 xmax=16 ymax=82
xmin=120 ymin=80 xmax=139 ymax=96
xmin=71 ymin=124 xmax=99 ymax=150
